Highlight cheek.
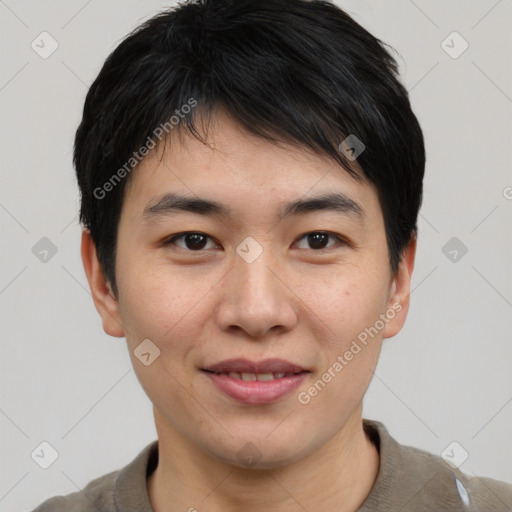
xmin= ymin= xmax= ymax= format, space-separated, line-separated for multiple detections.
xmin=117 ymin=269 xmax=210 ymax=405
xmin=117 ymin=261 xmax=232 ymax=375
xmin=297 ymin=265 xmax=389 ymax=349
xmin=118 ymin=263 xmax=204 ymax=346
xmin=302 ymin=278 xmax=385 ymax=413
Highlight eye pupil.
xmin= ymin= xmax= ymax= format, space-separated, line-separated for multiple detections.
xmin=185 ymin=233 xmax=207 ymax=250
xmin=308 ymin=232 xmax=329 ymax=249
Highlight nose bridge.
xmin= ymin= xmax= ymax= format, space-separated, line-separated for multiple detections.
xmin=215 ymin=237 xmax=297 ymax=336
xmin=234 ymin=236 xmax=282 ymax=306
xmin=236 ymin=242 xmax=278 ymax=300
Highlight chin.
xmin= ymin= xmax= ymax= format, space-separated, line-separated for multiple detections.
xmin=208 ymin=434 xmax=315 ymax=471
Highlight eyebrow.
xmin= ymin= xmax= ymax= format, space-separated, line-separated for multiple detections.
xmin=142 ymin=192 xmax=365 ymax=223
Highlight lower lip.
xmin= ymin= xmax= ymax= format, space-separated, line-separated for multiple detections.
xmin=202 ymin=371 xmax=309 ymax=404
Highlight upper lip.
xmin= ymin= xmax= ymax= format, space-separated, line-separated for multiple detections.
xmin=202 ymin=358 xmax=308 ymax=374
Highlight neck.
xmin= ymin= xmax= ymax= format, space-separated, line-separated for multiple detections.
xmin=148 ymin=407 xmax=379 ymax=512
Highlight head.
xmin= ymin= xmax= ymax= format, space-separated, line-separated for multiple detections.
xmin=78 ymin=0 xmax=424 ymax=469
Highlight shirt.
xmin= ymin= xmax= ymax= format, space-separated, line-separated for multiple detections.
xmin=31 ymin=419 xmax=512 ymax=511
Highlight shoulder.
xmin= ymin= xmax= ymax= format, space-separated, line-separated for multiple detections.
xmin=361 ymin=419 xmax=512 ymax=511
xmin=398 ymin=440 xmax=512 ymax=510
xmin=462 ymin=472 xmax=512 ymax=510
xmin=31 ymin=469 xmax=119 ymax=512
xmin=31 ymin=440 xmax=158 ymax=512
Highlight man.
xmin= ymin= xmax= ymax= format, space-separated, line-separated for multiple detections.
xmin=33 ymin=0 xmax=512 ymax=510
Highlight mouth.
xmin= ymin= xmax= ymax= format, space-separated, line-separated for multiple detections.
xmin=202 ymin=369 xmax=307 ymax=382
xmin=202 ymin=357 xmax=308 ymax=375
xmin=201 ymin=358 xmax=310 ymax=404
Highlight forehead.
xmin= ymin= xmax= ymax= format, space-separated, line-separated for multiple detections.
xmin=121 ymin=111 xmax=382 ymax=228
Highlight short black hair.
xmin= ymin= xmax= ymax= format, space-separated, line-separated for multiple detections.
xmin=74 ymin=0 xmax=425 ymax=295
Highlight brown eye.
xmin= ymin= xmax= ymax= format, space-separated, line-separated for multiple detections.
xmin=295 ymin=231 xmax=344 ymax=250
xmin=165 ymin=232 xmax=217 ymax=251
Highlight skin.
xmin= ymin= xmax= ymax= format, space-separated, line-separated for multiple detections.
xmin=82 ymin=108 xmax=416 ymax=512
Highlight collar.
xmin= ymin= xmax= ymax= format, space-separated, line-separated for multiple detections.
xmin=112 ymin=419 xmax=399 ymax=511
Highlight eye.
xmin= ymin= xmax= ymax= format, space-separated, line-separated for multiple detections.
xmin=164 ymin=232 xmax=219 ymax=251
xmin=295 ymin=231 xmax=346 ymax=250
xmin=163 ymin=231 xmax=347 ymax=252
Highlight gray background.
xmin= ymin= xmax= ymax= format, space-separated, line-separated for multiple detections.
xmin=1 ymin=0 xmax=511 ymax=510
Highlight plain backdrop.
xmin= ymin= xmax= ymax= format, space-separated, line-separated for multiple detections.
xmin=1 ymin=1 xmax=511 ymax=510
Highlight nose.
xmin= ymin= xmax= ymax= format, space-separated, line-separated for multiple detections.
xmin=214 ymin=242 xmax=298 ymax=338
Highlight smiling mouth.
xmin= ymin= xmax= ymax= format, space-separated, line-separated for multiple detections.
xmin=200 ymin=368 xmax=310 ymax=404
xmin=202 ymin=370 xmax=307 ymax=382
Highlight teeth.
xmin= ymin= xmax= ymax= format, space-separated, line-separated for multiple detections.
xmin=257 ymin=373 xmax=274 ymax=381
xmin=217 ymin=371 xmax=298 ymax=381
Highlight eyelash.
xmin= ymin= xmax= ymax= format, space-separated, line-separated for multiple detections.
xmin=163 ymin=231 xmax=348 ymax=252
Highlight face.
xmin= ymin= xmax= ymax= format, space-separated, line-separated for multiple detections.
xmin=84 ymin=109 xmax=415 ymax=469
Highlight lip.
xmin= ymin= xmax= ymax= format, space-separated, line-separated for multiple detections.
xmin=201 ymin=358 xmax=310 ymax=405
xmin=202 ymin=371 xmax=309 ymax=404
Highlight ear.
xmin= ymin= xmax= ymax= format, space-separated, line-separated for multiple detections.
xmin=81 ymin=230 xmax=125 ymax=338
xmin=382 ymin=235 xmax=417 ymax=339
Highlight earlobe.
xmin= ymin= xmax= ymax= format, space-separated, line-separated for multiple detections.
xmin=382 ymin=236 xmax=417 ymax=339
xmin=81 ymin=230 xmax=125 ymax=338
